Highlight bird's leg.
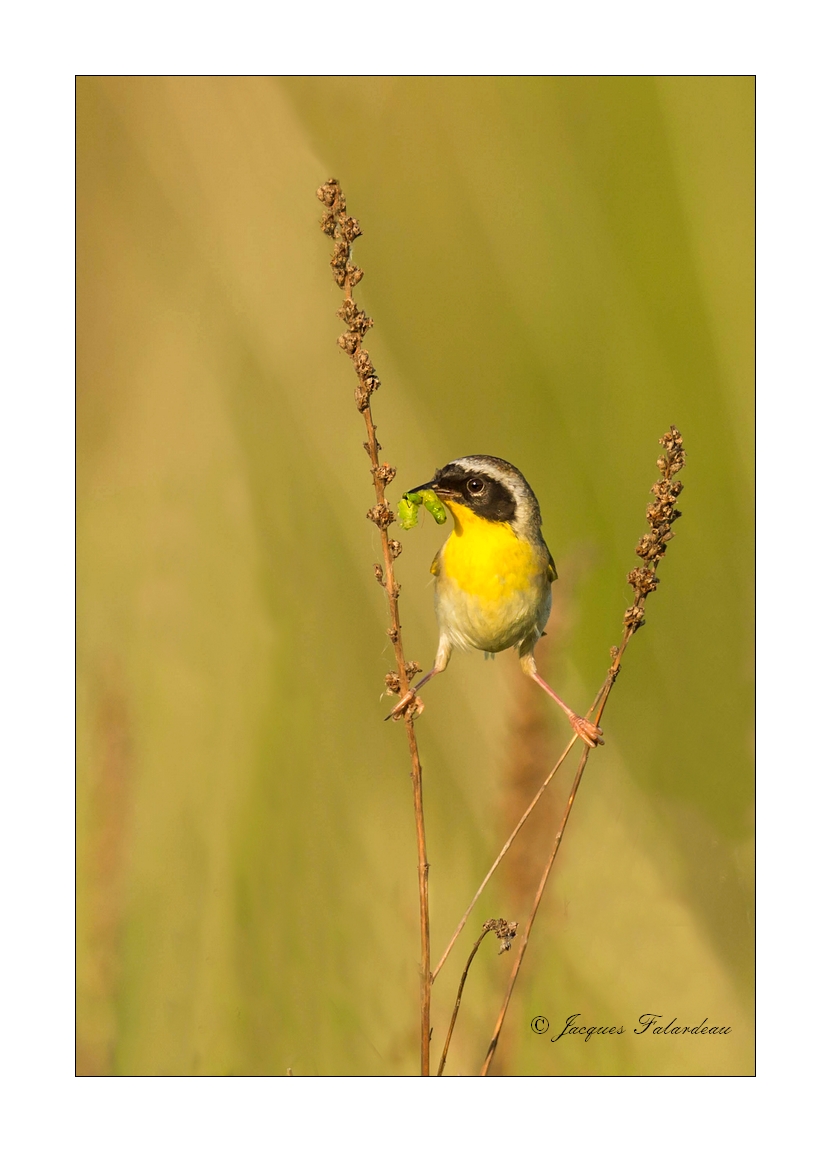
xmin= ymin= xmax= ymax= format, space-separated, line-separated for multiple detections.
xmin=519 ymin=650 xmax=604 ymax=748
xmin=386 ymin=638 xmax=452 ymax=721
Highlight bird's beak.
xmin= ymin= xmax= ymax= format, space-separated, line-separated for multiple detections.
xmin=407 ymin=479 xmax=454 ymax=500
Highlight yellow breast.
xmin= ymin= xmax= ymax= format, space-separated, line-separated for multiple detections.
xmin=436 ymin=501 xmax=542 ymax=599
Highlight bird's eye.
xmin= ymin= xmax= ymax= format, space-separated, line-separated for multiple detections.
xmin=467 ymin=477 xmax=485 ymax=495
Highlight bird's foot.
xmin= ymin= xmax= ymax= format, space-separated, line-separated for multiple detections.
xmin=570 ymin=713 xmax=604 ymax=748
xmin=384 ymin=690 xmax=425 ymax=722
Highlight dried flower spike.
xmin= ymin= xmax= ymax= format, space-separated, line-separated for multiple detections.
xmin=318 ymin=179 xmax=431 ymax=1073
xmin=480 ymin=427 xmax=687 ymax=1076
xmin=620 ymin=426 xmax=686 ymax=633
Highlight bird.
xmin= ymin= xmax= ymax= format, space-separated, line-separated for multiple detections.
xmin=387 ymin=455 xmax=603 ymax=748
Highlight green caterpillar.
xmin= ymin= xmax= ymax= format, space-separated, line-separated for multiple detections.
xmin=397 ymin=489 xmax=447 ymax=529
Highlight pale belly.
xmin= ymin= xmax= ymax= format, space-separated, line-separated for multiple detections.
xmin=435 ymin=571 xmax=551 ymax=653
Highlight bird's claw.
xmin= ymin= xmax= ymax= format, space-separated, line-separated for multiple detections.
xmin=384 ymin=690 xmax=424 ymax=722
xmin=570 ymin=714 xmax=604 ymax=748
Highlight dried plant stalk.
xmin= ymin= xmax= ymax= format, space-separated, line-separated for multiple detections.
xmin=317 ymin=178 xmax=431 ymax=1075
xmin=432 ymin=733 xmax=579 ymax=983
xmin=480 ymin=427 xmax=687 ymax=1075
xmin=437 ymin=919 xmax=517 ymax=1076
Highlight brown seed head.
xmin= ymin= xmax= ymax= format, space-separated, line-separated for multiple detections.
xmin=367 ymin=501 xmax=395 ymax=529
xmin=624 ymin=604 xmax=646 ymax=630
xmin=337 ymin=299 xmax=374 ymax=337
xmin=340 ymin=215 xmax=363 ymax=244
xmin=374 ymin=463 xmax=396 ymax=487
xmin=627 ymin=566 xmax=660 ymax=597
xmin=483 ymin=918 xmax=519 ymax=954
xmin=353 ymin=350 xmax=375 ymax=379
xmin=316 ymin=179 xmax=340 ymax=207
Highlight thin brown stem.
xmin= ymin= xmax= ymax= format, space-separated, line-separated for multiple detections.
xmin=438 ymin=918 xmax=517 ymax=1076
xmin=318 ymin=179 xmax=431 ymax=1075
xmin=478 ymin=614 xmax=656 ymax=1077
xmin=360 ymin=402 xmax=431 ymax=1073
xmin=479 ymin=643 xmax=632 ymax=1076
xmin=432 ymin=683 xmax=607 ymax=984
xmin=480 ymin=694 xmax=609 ymax=1075
xmin=479 ymin=426 xmax=686 ymax=1075
xmin=432 ymin=734 xmax=577 ymax=983
xmin=437 ymin=926 xmax=490 ymax=1076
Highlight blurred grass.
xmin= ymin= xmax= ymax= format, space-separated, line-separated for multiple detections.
xmin=77 ymin=76 xmax=753 ymax=1075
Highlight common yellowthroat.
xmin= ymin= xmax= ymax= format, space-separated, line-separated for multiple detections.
xmin=389 ymin=455 xmax=603 ymax=748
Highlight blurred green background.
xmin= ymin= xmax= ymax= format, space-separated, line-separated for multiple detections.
xmin=76 ymin=76 xmax=753 ymax=1076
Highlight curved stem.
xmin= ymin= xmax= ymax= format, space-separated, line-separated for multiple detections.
xmin=480 ymin=609 xmax=659 ymax=1073
xmin=437 ymin=926 xmax=491 ymax=1076
xmin=432 ymin=734 xmax=577 ymax=983
xmin=480 ymin=743 xmax=591 ymax=1075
